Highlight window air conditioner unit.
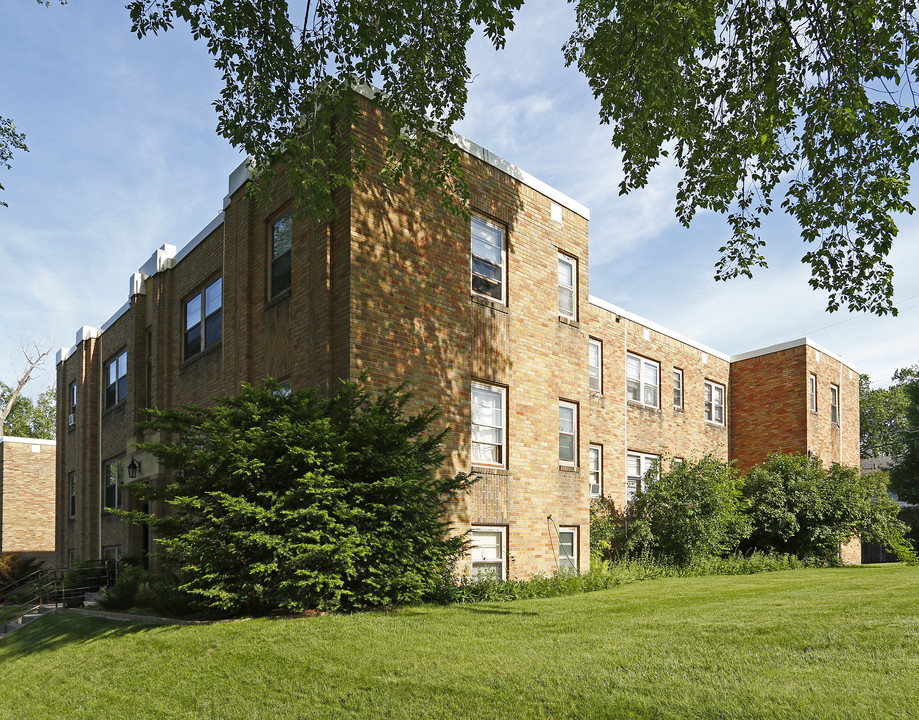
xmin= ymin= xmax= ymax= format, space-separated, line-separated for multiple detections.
xmin=589 ymin=483 xmax=601 ymax=497
xmin=68 ymin=413 xmax=75 ymax=426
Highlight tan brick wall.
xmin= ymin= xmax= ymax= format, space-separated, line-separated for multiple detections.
xmin=56 ymin=92 xmax=864 ymax=575
xmin=1 ymin=438 xmax=56 ymax=556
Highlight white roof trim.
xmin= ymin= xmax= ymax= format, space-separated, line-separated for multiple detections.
xmin=589 ymin=295 xmax=731 ymax=362
xmin=101 ymin=301 xmax=130 ymax=332
xmin=0 ymin=436 xmax=56 ymax=446
xmin=731 ymin=337 xmax=859 ymax=372
xmin=175 ymin=213 xmax=224 ymax=265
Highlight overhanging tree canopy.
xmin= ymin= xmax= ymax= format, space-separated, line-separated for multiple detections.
xmin=7 ymin=1 xmax=919 ymax=314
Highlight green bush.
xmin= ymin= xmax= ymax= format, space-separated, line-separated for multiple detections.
xmin=120 ymin=379 xmax=474 ymax=616
xmin=591 ymin=455 xmax=749 ymax=565
xmin=742 ymin=454 xmax=916 ymax=563
xmin=101 ymin=565 xmax=191 ymax=616
xmin=0 ymin=553 xmax=43 ymax=593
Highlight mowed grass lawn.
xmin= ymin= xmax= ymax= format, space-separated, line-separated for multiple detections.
xmin=1 ymin=564 xmax=917 ymax=719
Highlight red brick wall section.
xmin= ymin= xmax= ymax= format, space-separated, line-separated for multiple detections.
xmin=1 ymin=438 xmax=56 ymax=556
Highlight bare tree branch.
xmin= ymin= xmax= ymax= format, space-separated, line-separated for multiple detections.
xmin=0 ymin=335 xmax=53 ymax=437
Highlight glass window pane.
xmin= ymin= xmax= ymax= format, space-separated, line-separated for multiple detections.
xmin=627 ymin=379 xmax=641 ymax=402
xmin=627 ymin=356 xmax=641 ymax=380
xmin=273 ymin=213 xmax=292 ymax=259
xmin=645 ymin=361 xmax=658 ymax=387
xmin=186 ymin=294 xmax=202 ymax=331
xmin=558 ymin=257 xmax=573 ymax=287
xmin=205 ymin=278 xmax=222 ymax=314
xmin=272 ymin=251 xmax=291 ymax=296
xmin=205 ymin=309 xmax=222 ymax=347
xmin=559 ymin=434 xmax=574 ymax=461
xmin=117 ymin=352 xmax=127 ymax=378
xmin=644 ymin=385 xmax=659 ymax=407
xmin=559 ymin=287 xmax=574 ymax=316
xmin=627 ymin=455 xmax=640 ymax=477
xmin=472 ymin=236 xmax=503 ymax=265
xmin=185 ymin=325 xmax=202 ymax=359
xmin=559 ymin=406 xmax=574 ymax=433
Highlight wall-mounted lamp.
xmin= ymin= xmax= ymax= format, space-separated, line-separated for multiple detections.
xmin=127 ymin=456 xmax=142 ymax=479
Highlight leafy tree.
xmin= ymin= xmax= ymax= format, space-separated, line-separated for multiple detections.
xmin=6 ymin=2 xmax=918 ymax=310
xmin=119 ymin=379 xmax=473 ymax=616
xmin=0 ymin=384 xmax=55 ymax=440
xmin=742 ymin=454 xmax=915 ymax=563
xmin=860 ymin=374 xmax=912 ymax=458
xmin=889 ymin=380 xmax=919 ymax=505
xmin=118 ymin=0 xmax=919 ymax=314
xmin=0 ymin=116 xmax=28 ymax=208
xmin=593 ymin=455 xmax=750 ymax=565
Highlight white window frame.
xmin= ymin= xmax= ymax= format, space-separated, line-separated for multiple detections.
xmin=558 ymin=526 xmax=578 ymax=572
xmin=588 ymin=444 xmax=602 ymax=498
xmin=471 ymin=525 xmax=506 ymax=580
xmin=673 ymin=368 xmax=683 ymax=409
xmin=558 ymin=253 xmax=577 ymax=319
xmin=672 ymin=457 xmax=684 ymax=468
xmin=559 ymin=400 xmax=578 ymax=466
xmin=471 ymin=382 xmax=506 ymax=468
xmin=471 ymin=215 xmax=506 ymax=304
xmin=809 ymin=374 xmax=818 ymax=412
xmin=626 ymin=353 xmax=660 ymax=408
xmin=588 ymin=338 xmax=602 ymax=393
xmin=704 ymin=380 xmax=725 ymax=425
xmin=626 ymin=452 xmax=659 ymax=502
xmin=831 ymin=384 xmax=840 ymax=425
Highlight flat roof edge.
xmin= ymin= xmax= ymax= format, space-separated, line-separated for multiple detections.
xmin=589 ymin=295 xmax=732 ymax=362
xmin=730 ymin=337 xmax=860 ymax=372
xmin=0 ymin=436 xmax=56 ymax=446
xmin=175 ymin=213 xmax=224 ymax=265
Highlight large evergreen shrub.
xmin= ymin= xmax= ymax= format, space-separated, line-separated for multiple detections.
xmin=120 ymin=379 xmax=473 ymax=616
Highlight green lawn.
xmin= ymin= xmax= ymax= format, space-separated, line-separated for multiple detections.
xmin=1 ymin=564 xmax=917 ymax=719
xmin=0 ymin=604 xmax=29 ymax=625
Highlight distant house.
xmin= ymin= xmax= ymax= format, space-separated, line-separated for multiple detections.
xmin=0 ymin=435 xmax=56 ymax=564
xmin=54 ymin=89 xmax=862 ymax=577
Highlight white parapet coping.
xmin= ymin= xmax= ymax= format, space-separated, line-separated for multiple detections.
xmin=0 ymin=436 xmax=57 ymax=447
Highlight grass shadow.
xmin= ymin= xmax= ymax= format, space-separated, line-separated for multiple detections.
xmin=0 ymin=611 xmax=161 ymax=658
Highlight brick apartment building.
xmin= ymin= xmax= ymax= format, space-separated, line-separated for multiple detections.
xmin=55 ymin=90 xmax=860 ymax=577
xmin=0 ymin=436 xmax=56 ymax=564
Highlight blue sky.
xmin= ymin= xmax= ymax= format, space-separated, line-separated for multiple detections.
xmin=1 ymin=1 xmax=917 ymax=399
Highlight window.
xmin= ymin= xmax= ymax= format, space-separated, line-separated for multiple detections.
xmin=704 ymin=380 xmax=725 ymax=425
xmin=673 ymin=369 xmax=683 ymax=409
xmin=68 ymin=382 xmax=77 ymax=426
xmin=558 ymin=253 xmax=576 ymax=319
xmin=626 ymin=353 xmax=660 ymax=408
xmin=809 ymin=374 xmax=818 ymax=412
xmin=588 ymin=339 xmax=602 ymax=393
xmin=271 ymin=211 xmax=292 ymax=298
xmin=589 ymin=445 xmax=602 ymax=498
xmin=68 ymin=472 xmax=76 ymax=518
xmin=103 ymin=457 xmax=125 ymax=512
xmin=105 ymin=351 xmax=127 ymax=409
xmin=471 ymin=526 xmax=506 ymax=580
xmin=67 ymin=549 xmax=77 ymax=568
xmin=558 ymin=527 xmax=578 ymax=572
xmin=471 ymin=215 xmax=505 ymax=302
xmin=185 ymin=277 xmax=223 ymax=360
xmin=103 ymin=545 xmax=122 ymax=564
xmin=672 ymin=457 xmax=684 ymax=468
xmin=559 ymin=401 xmax=578 ymax=465
xmin=626 ymin=452 xmax=659 ymax=502
xmin=471 ymin=382 xmax=505 ymax=467
xmin=831 ymin=384 xmax=839 ymax=424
